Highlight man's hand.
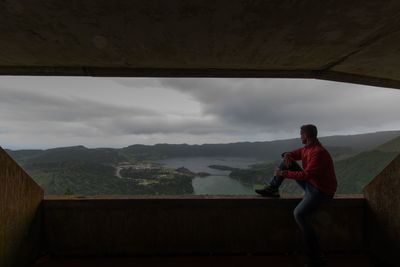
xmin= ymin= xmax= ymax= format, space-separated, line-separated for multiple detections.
xmin=283 ymin=153 xmax=294 ymax=168
xmin=274 ymin=168 xmax=283 ymax=177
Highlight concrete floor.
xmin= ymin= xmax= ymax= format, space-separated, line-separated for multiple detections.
xmin=32 ymin=253 xmax=375 ymax=267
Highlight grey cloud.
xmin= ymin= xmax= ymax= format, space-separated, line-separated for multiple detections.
xmin=88 ymin=115 xmax=228 ymax=135
xmin=1 ymin=76 xmax=400 ymax=149
xmin=159 ymin=78 xmax=400 ymax=134
xmin=0 ymin=86 xmax=227 ymax=138
xmin=0 ymin=87 xmax=159 ymax=123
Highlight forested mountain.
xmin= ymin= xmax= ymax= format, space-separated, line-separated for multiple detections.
xmin=335 ymin=135 xmax=400 ymax=193
xmin=3 ymin=130 xmax=400 ymax=195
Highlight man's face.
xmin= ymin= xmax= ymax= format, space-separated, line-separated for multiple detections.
xmin=300 ymin=129 xmax=307 ymax=144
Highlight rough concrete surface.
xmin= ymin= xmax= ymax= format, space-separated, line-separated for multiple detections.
xmin=0 ymin=0 xmax=400 ymax=89
xmin=0 ymin=147 xmax=44 ymax=267
xmin=42 ymin=195 xmax=366 ymax=256
xmin=363 ymin=153 xmax=400 ymax=267
xmin=31 ymin=254 xmax=375 ymax=267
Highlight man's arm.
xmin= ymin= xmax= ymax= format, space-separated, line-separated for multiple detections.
xmin=280 ymin=150 xmax=322 ymax=180
xmin=281 ymin=147 xmax=303 ymax=161
xmin=277 ymin=147 xmax=303 ymax=171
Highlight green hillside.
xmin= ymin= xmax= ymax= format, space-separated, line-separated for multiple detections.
xmin=335 ymin=135 xmax=400 ymax=193
xmin=229 ymin=135 xmax=400 ymax=194
xmin=24 ymin=160 xmax=193 ymax=195
xmin=375 ymin=135 xmax=400 ymax=152
xmin=3 ymin=130 xmax=400 ymax=196
xmin=334 ymin=150 xmax=398 ymax=193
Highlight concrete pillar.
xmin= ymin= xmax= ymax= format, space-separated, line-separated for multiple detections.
xmin=0 ymin=147 xmax=43 ymax=267
xmin=363 ymin=153 xmax=400 ymax=266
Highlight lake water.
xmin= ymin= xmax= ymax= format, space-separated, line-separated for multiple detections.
xmin=156 ymin=157 xmax=266 ymax=195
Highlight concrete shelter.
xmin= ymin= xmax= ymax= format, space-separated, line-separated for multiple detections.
xmin=0 ymin=1 xmax=399 ymax=266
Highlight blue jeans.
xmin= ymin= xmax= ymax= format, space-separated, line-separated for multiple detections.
xmin=268 ymin=160 xmax=333 ymax=260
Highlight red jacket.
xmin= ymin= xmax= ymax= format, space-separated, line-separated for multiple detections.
xmin=281 ymin=140 xmax=337 ymax=196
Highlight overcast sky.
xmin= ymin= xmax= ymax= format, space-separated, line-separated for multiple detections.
xmin=1 ymin=76 xmax=400 ymax=150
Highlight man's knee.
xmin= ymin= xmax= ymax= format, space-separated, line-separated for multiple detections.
xmin=279 ymin=159 xmax=295 ymax=171
xmin=289 ymin=160 xmax=302 ymax=171
xmin=293 ymin=206 xmax=304 ymax=223
xmin=278 ymin=159 xmax=287 ymax=170
xmin=280 ymin=159 xmax=302 ymax=171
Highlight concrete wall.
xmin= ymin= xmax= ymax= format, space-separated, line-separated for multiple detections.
xmin=43 ymin=195 xmax=365 ymax=256
xmin=363 ymin=153 xmax=400 ymax=266
xmin=0 ymin=147 xmax=44 ymax=267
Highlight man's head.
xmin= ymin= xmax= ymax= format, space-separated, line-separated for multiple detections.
xmin=300 ymin=124 xmax=318 ymax=144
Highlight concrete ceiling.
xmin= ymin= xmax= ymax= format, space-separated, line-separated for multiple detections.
xmin=1 ymin=0 xmax=400 ymax=88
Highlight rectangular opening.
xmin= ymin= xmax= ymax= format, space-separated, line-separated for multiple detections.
xmin=1 ymin=76 xmax=400 ymax=196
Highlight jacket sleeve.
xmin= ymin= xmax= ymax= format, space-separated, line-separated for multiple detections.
xmin=282 ymin=149 xmax=322 ymax=180
xmin=282 ymin=147 xmax=303 ymax=161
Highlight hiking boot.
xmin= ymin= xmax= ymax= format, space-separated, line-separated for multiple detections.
xmin=255 ymin=185 xmax=280 ymax=197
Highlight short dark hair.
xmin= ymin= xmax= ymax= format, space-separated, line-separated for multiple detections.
xmin=301 ymin=124 xmax=318 ymax=139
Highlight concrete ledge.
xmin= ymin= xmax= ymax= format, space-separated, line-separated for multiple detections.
xmin=43 ymin=194 xmax=365 ymax=208
xmin=44 ymin=194 xmax=365 ymax=199
xmin=42 ymin=195 xmax=366 ymax=256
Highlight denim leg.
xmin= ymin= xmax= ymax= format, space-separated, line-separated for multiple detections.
xmin=295 ymin=180 xmax=307 ymax=191
xmin=268 ymin=160 xmax=303 ymax=189
xmin=293 ymin=184 xmax=333 ymax=260
xmin=268 ymin=161 xmax=284 ymax=188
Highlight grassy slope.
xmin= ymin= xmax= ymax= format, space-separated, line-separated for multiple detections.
xmin=26 ymin=160 xmax=194 ymax=195
xmin=4 ymin=131 xmax=400 ymax=195
xmin=284 ymin=136 xmax=400 ymax=194
xmin=335 ymin=135 xmax=400 ymax=193
xmin=231 ymin=135 xmax=400 ymax=194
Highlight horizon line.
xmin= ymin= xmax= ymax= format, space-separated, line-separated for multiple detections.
xmin=3 ymin=129 xmax=400 ymax=151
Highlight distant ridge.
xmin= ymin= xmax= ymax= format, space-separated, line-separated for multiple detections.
xmin=376 ymin=135 xmax=400 ymax=152
xmin=6 ymin=130 xmax=400 ymax=163
xmin=319 ymin=130 xmax=400 ymax=151
xmin=121 ymin=130 xmax=400 ymax=160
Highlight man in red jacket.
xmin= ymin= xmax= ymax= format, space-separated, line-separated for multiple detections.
xmin=255 ymin=124 xmax=337 ymax=267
